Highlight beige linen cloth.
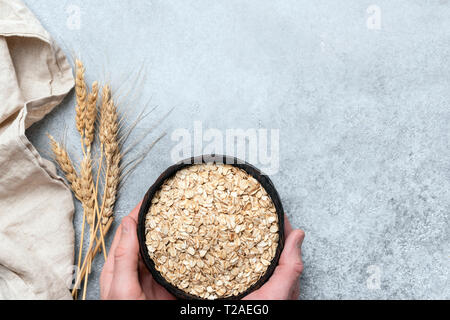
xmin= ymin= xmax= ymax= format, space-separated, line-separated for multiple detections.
xmin=0 ymin=0 xmax=75 ymax=299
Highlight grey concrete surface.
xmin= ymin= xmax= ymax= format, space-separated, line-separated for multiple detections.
xmin=24 ymin=0 xmax=449 ymax=299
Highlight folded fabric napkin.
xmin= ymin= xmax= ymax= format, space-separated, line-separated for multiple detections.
xmin=0 ymin=0 xmax=75 ymax=300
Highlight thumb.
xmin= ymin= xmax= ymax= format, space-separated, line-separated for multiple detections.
xmin=256 ymin=229 xmax=305 ymax=299
xmin=278 ymin=229 xmax=305 ymax=275
xmin=110 ymin=216 xmax=141 ymax=297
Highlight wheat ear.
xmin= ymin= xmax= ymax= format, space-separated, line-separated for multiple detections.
xmin=84 ymin=81 xmax=99 ymax=149
xmin=80 ymin=156 xmax=96 ymax=300
xmin=80 ymin=154 xmax=96 ymax=227
xmin=102 ymin=153 xmax=121 ymax=225
xmin=48 ymin=135 xmax=82 ymax=200
xmin=75 ymin=59 xmax=88 ymax=139
xmin=100 ymin=96 xmax=121 ymax=221
xmin=95 ymin=86 xmax=115 ymax=243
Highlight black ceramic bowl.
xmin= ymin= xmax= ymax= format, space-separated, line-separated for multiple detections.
xmin=137 ymin=155 xmax=285 ymax=300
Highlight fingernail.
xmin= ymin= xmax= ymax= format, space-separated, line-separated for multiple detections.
xmin=122 ymin=219 xmax=130 ymax=234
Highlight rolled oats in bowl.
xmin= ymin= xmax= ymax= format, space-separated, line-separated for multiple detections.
xmin=138 ymin=156 xmax=284 ymax=300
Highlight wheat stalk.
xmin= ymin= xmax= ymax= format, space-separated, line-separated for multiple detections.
xmin=81 ymin=80 xmax=103 ymax=245
xmin=57 ymin=59 xmax=167 ymax=299
xmin=72 ymin=217 xmax=114 ymax=294
xmin=82 ymin=79 xmax=103 ymax=230
xmin=99 ymin=96 xmax=121 ymax=220
xmin=78 ymin=84 xmax=107 ymax=299
xmin=73 ymin=61 xmax=102 ymax=299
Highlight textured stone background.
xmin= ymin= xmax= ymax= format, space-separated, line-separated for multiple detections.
xmin=24 ymin=0 xmax=449 ymax=299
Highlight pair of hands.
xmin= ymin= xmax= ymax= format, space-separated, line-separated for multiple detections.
xmin=100 ymin=203 xmax=305 ymax=300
